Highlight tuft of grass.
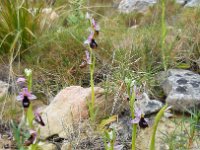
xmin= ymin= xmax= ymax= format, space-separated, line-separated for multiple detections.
xmin=162 ymin=110 xmax=200 ymax=150
xmin=0 ymin=0 xmax=42 ymax=55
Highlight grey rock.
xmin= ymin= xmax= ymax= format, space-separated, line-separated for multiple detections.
xmin=158 ymin=69 xmax=200 ymax=111
xmin=140 ymin=99 xmax=164 ymax=115
xmin=0 ymin=81 xmax=8 ymax=98
xmin=118 ymin=0 xmax=156 ymax=13
xmin=118 ymin=0 xmax=200 ymax=14
xmin=185 ymin=0 xmax=200 ymax=7
xmin=135 ymin=93 xmax=164 ymax=115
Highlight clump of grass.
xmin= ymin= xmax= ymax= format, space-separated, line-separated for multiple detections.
xmin=0 ymin=0 xmax=42 ymax=55
xmin=162 ymin=109 xmax=200 ymax=150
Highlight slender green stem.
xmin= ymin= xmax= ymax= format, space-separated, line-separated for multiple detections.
xmin=131 ymin=124 xmax=137 ymax=150
xmin=150 ymin=104 xmax=168 ymax=150
xmin=130 ymin=91 xmax=135 ymax=118
xmin=27 ymin=74 xmax=32 ymax=92
xmin=130 ymin=90 xmax=136 ymax=150
xmin=89 ymin=48 xmax=96 ymax=122
xmin=161 ymin=0 xmax=167 ymax=70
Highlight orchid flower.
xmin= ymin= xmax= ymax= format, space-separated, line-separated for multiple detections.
xmin=131 ymin=107 xmax=148 ymax=128
xmin=80 ymin=50 xmax=91 ymax=68
xmin=85 ymin=50 xmax=91 ymax=64
xmin=34 ymin=109 xmax=45 ymax=126
xmin=16 ymin=88 xmax=37 ymax=101
xmin=17 ymin=77 xmax=26 ymax=83
xmin=84 ymin=31 xmax=93 ymax=45
xmin=16 ymin=88 xmax=37 ymax=108
xmin=84 ymin=31 xmax=98 ymax=49
xmin=17 ymin=77 xmax=26 ymax=88
xmin=91 ymin=18 xmax=100 ymax=32
xmin=24 ymin=130 xmax=37 ymax=146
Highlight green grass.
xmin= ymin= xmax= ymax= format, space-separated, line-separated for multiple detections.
xmin=161 ymin=110 xmax=200 ymax=150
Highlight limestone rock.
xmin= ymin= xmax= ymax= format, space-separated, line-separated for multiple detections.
xmin=158 ymin=69 xmax=200 ymax=111
xmin=118 ymin=0 xmax=200 ymax=14
xmin=61 ymin=142 xmax=71 ymax=150
xmin=185 ymin=0 xmax=200 ymax=7
xmin=135 ymin=93 xmax=164 ymax=115
xmin=39 ymin=142 xmax=57 ymax=150
xmin=40 ymin=86 xmax=115 ymax=138
xmin=0 ymin=80 xmax=8 ymax=98
xmin=118 ymin=0 xmax=156 ymax=13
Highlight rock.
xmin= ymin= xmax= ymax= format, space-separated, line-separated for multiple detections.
xmin=0 ymin=80 xmax=8 ymax=98
xmin=61 ymin=142 xmax=71 ymax=150
xmin=118 ymin=0 xmax=156 ymax=13
xmin=135 ymin=93 xmax=164 ymax=115
xmin=157 ymin=69 xmax=200 ymax=111
xmin=184 ymin=0 xmax=200 ymax=7
xmin=40 ymin=86 xmax=115 ymax=138
xmin=118 ymin=0 xmax=200 ymax=13
xmin=38 ymin=142 xmax=57 ymax=150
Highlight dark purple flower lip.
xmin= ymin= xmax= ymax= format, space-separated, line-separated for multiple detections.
xmin=139 ymin=117 xmax=148 ymax=128
xmin=22 ymin=96 xmax=30 ymax=108
xmin=90 ymin=39 xmax=98 ymax=49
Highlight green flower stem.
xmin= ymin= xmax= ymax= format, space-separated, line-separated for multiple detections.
xmin=89 ymin=48 xmax=96 ymax=123
xmin=27 ymin=74 xmax=32 ymax=92
xmin=130 ymin=91 xmax=135 ymax=118
xmin=131 ymin=124 xmax=137 ymax=150
xmin=130 ymin=91 xmax=136 ymax=150
xmin=161 ymin=0 xmax=167 ymax=70
xmin=150 ymin=104 xmax=168 ymax=150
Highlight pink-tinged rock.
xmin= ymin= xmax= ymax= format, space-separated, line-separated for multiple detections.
xmin=40 ymin=86 xmax=115 ymax=138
